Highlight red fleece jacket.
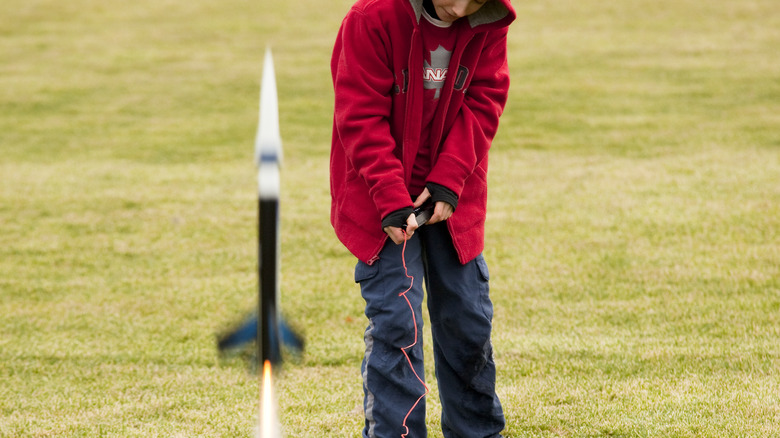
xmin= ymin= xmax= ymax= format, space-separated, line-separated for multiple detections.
xmin=330 ymin=0 xmax=515 ymax=265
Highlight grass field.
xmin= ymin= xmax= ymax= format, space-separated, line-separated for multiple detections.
xmin=1 ymin=0 xmax=779 ymax=436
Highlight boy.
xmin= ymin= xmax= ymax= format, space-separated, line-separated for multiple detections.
xmin=330 ymin=0 xmax=515 ymax=436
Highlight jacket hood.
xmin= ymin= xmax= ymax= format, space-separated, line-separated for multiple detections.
xmin=407 ymin=0 xmax=516 ymax=31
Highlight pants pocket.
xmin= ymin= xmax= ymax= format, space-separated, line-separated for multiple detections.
xmin=355 ymin=260 xmax=383 ymax=318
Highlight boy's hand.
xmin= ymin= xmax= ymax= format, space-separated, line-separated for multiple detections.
xmin=383 ymin=213 xmax=418 ymax=244
xmin=413 ymin=188 xmax=454 ymax=225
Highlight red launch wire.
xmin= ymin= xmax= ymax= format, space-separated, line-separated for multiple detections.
xmin=399 ymin=230 xmax=430 ymax=437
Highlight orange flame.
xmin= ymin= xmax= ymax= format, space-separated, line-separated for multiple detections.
xmin=259 ymin=360 xmax=281 ymax=437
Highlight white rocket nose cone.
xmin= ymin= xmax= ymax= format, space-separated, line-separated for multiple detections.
xmin=257 ymin=47 xmax=283 ymax=167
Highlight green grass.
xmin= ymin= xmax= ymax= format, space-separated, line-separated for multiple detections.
xmin=1 ymin=0 xmax=779 ymax=436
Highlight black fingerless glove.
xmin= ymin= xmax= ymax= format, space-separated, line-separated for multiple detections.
xmin=426 ymin=182 xmax=458 ymax=210
xmin=381 ymin=207 xmax=414 ymax=229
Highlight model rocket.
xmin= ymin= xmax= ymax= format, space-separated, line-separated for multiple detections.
xmin=257 ymin=47 xmax=283 ymax=368
xmin=256 ymin=47 xmax=283 ymax=438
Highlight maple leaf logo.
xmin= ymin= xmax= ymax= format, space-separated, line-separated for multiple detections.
xmin=423 ymin=45 xmax=451 ymax=99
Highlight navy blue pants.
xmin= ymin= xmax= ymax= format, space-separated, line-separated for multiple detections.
xmin=355 ymin=222 xmax=504 ymax=438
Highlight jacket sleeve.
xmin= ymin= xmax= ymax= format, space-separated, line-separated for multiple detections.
xmin=332 ymin=9 xmax=413 ymax=219
xmin=426 ymin=28 xmax=510 ymax=197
